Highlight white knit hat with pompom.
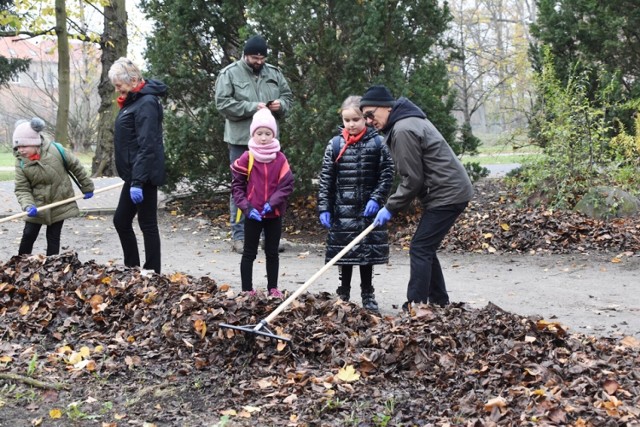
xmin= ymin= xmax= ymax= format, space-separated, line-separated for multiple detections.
xmin=12 ymin=117 xmax=45 ymax=148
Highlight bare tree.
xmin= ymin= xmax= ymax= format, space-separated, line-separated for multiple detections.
xmin=92 ymin=0 xmax=127 ymax=177
xmin=448 ymin=0 xmax=536 ymax=136
xmin=54 ymin=0 xmax=71 ymax=145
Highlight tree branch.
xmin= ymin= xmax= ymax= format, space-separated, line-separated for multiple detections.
xmin=0 ymin=372 xmax=69 ymax=390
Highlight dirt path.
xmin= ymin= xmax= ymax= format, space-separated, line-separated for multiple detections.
xmin=1 ymin=211 xmax=638 ymax=338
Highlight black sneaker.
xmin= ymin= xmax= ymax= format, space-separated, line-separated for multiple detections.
xmin=361 ymin=292 xmax=379 ymax=312
xmin=336 ymin=286 xmax=350 ymax=301
xmin=430 ymin=299 xmax=450 ymax=308
xmin=402 ymin=301 xmax=411 ymax=313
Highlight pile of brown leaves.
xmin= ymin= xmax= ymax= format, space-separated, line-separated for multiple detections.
xmin=443 ymin=180 xmax=640 ymax=254
xmin=1 ymin=253 xmax=639 ymax=425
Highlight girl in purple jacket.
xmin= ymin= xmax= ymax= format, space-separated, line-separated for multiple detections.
xmin=231 ymin=109 xmax=294 ymax=297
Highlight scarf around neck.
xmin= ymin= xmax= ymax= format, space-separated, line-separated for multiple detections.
xmin=117 ymin=80 xmax=146 ymax=109
xmin=248 ymin=138 xmax=281 ymax=163
xmin=335 ymin=127 xmax=366 ymax=162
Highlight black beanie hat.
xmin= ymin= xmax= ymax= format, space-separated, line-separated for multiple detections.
xmin=360 ymin=85 xmax=396 ymax=108
xmin=243 ymin=35 xmax=268 ymax=56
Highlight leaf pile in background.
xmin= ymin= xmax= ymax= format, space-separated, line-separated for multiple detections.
xmin=445 ymin=180 xmax=640 ymax=254
xmin=1 ymin=253 xmax=639 ymax=425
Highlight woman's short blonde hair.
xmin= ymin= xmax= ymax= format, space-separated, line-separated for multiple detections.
xmin=340 ymin=96 xmax=363 ymax=116
xmin=108 ymin=57 xmax=143 ymax=85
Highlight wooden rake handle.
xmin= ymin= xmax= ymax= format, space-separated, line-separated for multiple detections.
xmin=257 ymin=222 xmax=378 ymax=330
xmin=0 ymin=181 xmax=125 ymax=224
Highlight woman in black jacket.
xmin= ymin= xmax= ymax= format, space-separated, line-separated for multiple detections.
xmin=317 ymin=96 xmax=395 ymax=311
xmin=108 ymin=57 xmax=167 ymax=274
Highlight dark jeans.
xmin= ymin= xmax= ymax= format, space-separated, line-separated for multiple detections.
xmin=407 ymin=202 xmax=468 ymax=305
xmin=18 ymin=220 xmax=64 ymax=256
xmin=228 ymin=143 xmax=249 ymax=241
xmin=240 ymin=216 xmax=282 ymax=291
xmin=113 ymin=182 xmax=161 ymax=273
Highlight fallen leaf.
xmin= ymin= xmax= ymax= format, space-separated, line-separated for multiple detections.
xmin=283 ymin=394 xmax=298 ymax=404
xmin=194 ymin=319 xmax=207 ymax=339
xmin=620 ymin=336 xmax=639 ymax=348
xmin=484 ymin=396 xmax=507 ymax=412
xmin=336 ymin=365 xmax=360 ymax=383
xmin=603 ymin=379 xmax=619 ymax=395
xmin=19 ymin=304 xmax=30 ymax=316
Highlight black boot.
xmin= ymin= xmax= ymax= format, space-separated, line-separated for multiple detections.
xmin=361 ymin=291 xmax=379 ymax=312
xmin=336 ymin=286 xmax=350 ymax=301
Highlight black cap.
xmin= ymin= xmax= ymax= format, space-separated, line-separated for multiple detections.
xmin=360 ymin=85 xmax=396 ymax=107
xmin=243 ymin=35 xmax=268 ymax=56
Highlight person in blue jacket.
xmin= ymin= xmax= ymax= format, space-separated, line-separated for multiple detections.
xmin=108 ymin=57 xmax=167 ymax=274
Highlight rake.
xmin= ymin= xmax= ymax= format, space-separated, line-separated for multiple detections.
xmin=0 ymin=181 xmax=125 ymax=224
xmin=219 ymin=222 xmax=377 ymax=342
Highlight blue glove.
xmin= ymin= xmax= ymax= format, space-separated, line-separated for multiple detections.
xmin=83 ymin=192 xmax=94 ymax=199
xmin=319 ymin=211 xmax=331 ymax=229
xmin=26 ymin=205 xmax=37 ymax=217
xmin=363 ymin=199 xmax=380 ymax=217
xmin=374 ymin=207 xmax=392 ymax=227
xmin=130 ymin=187 xmax=143 ymax=204
xmin=261 ymin=202 xmax=272 ymax=216
xmin=248 ymin=208 xmax=262 ymax=221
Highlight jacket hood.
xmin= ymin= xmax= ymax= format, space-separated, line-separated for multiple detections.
xmin=140 ymin=79 xmax=168 ymax=97
xmin=382 ymin=97 xmax=426 ymax=133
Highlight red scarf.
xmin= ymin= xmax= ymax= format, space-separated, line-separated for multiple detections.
xmin=28 ymin=152 xmax=40 ymax=161
xmin=335 ymin=127 xmax=366 ymax=162
xmin=117 ymin=80 xmax=146 ymax=109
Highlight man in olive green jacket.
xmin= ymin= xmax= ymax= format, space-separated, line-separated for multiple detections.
xmin=214 ymin=35 xmax=293 ymax=252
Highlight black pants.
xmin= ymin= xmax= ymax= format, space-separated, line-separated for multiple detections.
xmin=113 ymin=182 xmax=161 ymax=273
xmin=18 ymin=220 xmax=64 ymax=256
xmin=240 ymin=216 xmax=282 ymax=291
xmin=339 ymin=265 xmax=374 ymax=293
xmin=407 ymin=202 xmax=468 ymax=305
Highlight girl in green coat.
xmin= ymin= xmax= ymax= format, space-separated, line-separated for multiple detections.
xmin=13 ymin=118 xmax=95 ymax=256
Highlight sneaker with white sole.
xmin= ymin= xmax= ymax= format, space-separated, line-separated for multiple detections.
xmin=268 ymin=288 xmax=284 ymax=298
xmin=231 ymin=240 xmax=244 ymax=253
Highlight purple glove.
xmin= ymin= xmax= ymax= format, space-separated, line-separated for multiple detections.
xmin=261 ymin=202 xmax=272 ymax=216
xmin=319 ymin=211 xmax=331 ymax=228
xmin=374 ymin=207 xmax=392 ymax=227
xmin=248 ymin=209 xmax=262 ymax=221
xmin=363 ymin=199 xmax=380 ymax=217
xmin=83 ymin=191 xmax=94 ymax=199
xmin=130 ymin=187 xmax=143 ymax=204
xmin=26 ymin=205 xmax=38 ymax=217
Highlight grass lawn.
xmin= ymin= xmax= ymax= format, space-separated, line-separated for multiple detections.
xmin=466 ymin=132 xmax=542 ymax=165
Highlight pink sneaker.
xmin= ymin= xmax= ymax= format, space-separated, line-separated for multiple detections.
xmin=268 ymin=288 xmax=283 ymax=298
xmin=244 ymin=290 xmax=257 ymax=297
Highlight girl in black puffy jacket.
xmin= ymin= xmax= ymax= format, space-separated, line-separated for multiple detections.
xmin=317 ymin=96 xmax=395 ymax=311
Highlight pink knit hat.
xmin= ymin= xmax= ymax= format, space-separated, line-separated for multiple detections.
xmin=250 ymin=108 xmax=278 ymax=137
xmin=13 ymin=118 xmax=45 ymax=148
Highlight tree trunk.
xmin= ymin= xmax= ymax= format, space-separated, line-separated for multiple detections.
xmin=92 ymin=0 xmax=127 ymax=177
xmin=54 ymin=0 xmax=70 ymax=145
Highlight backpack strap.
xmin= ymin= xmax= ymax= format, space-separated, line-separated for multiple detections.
xmin=235 ymin=152 xmax=254 ymax=223
xmin=331 ymin=136 xmax=342 ymax=162
xmin=373 ymin=134 xmax=382 ymax=149
xmin=52 ymin=142 xmax=83 ymax=190
xmin=332 ymin=133 xmax=382 ymax=162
